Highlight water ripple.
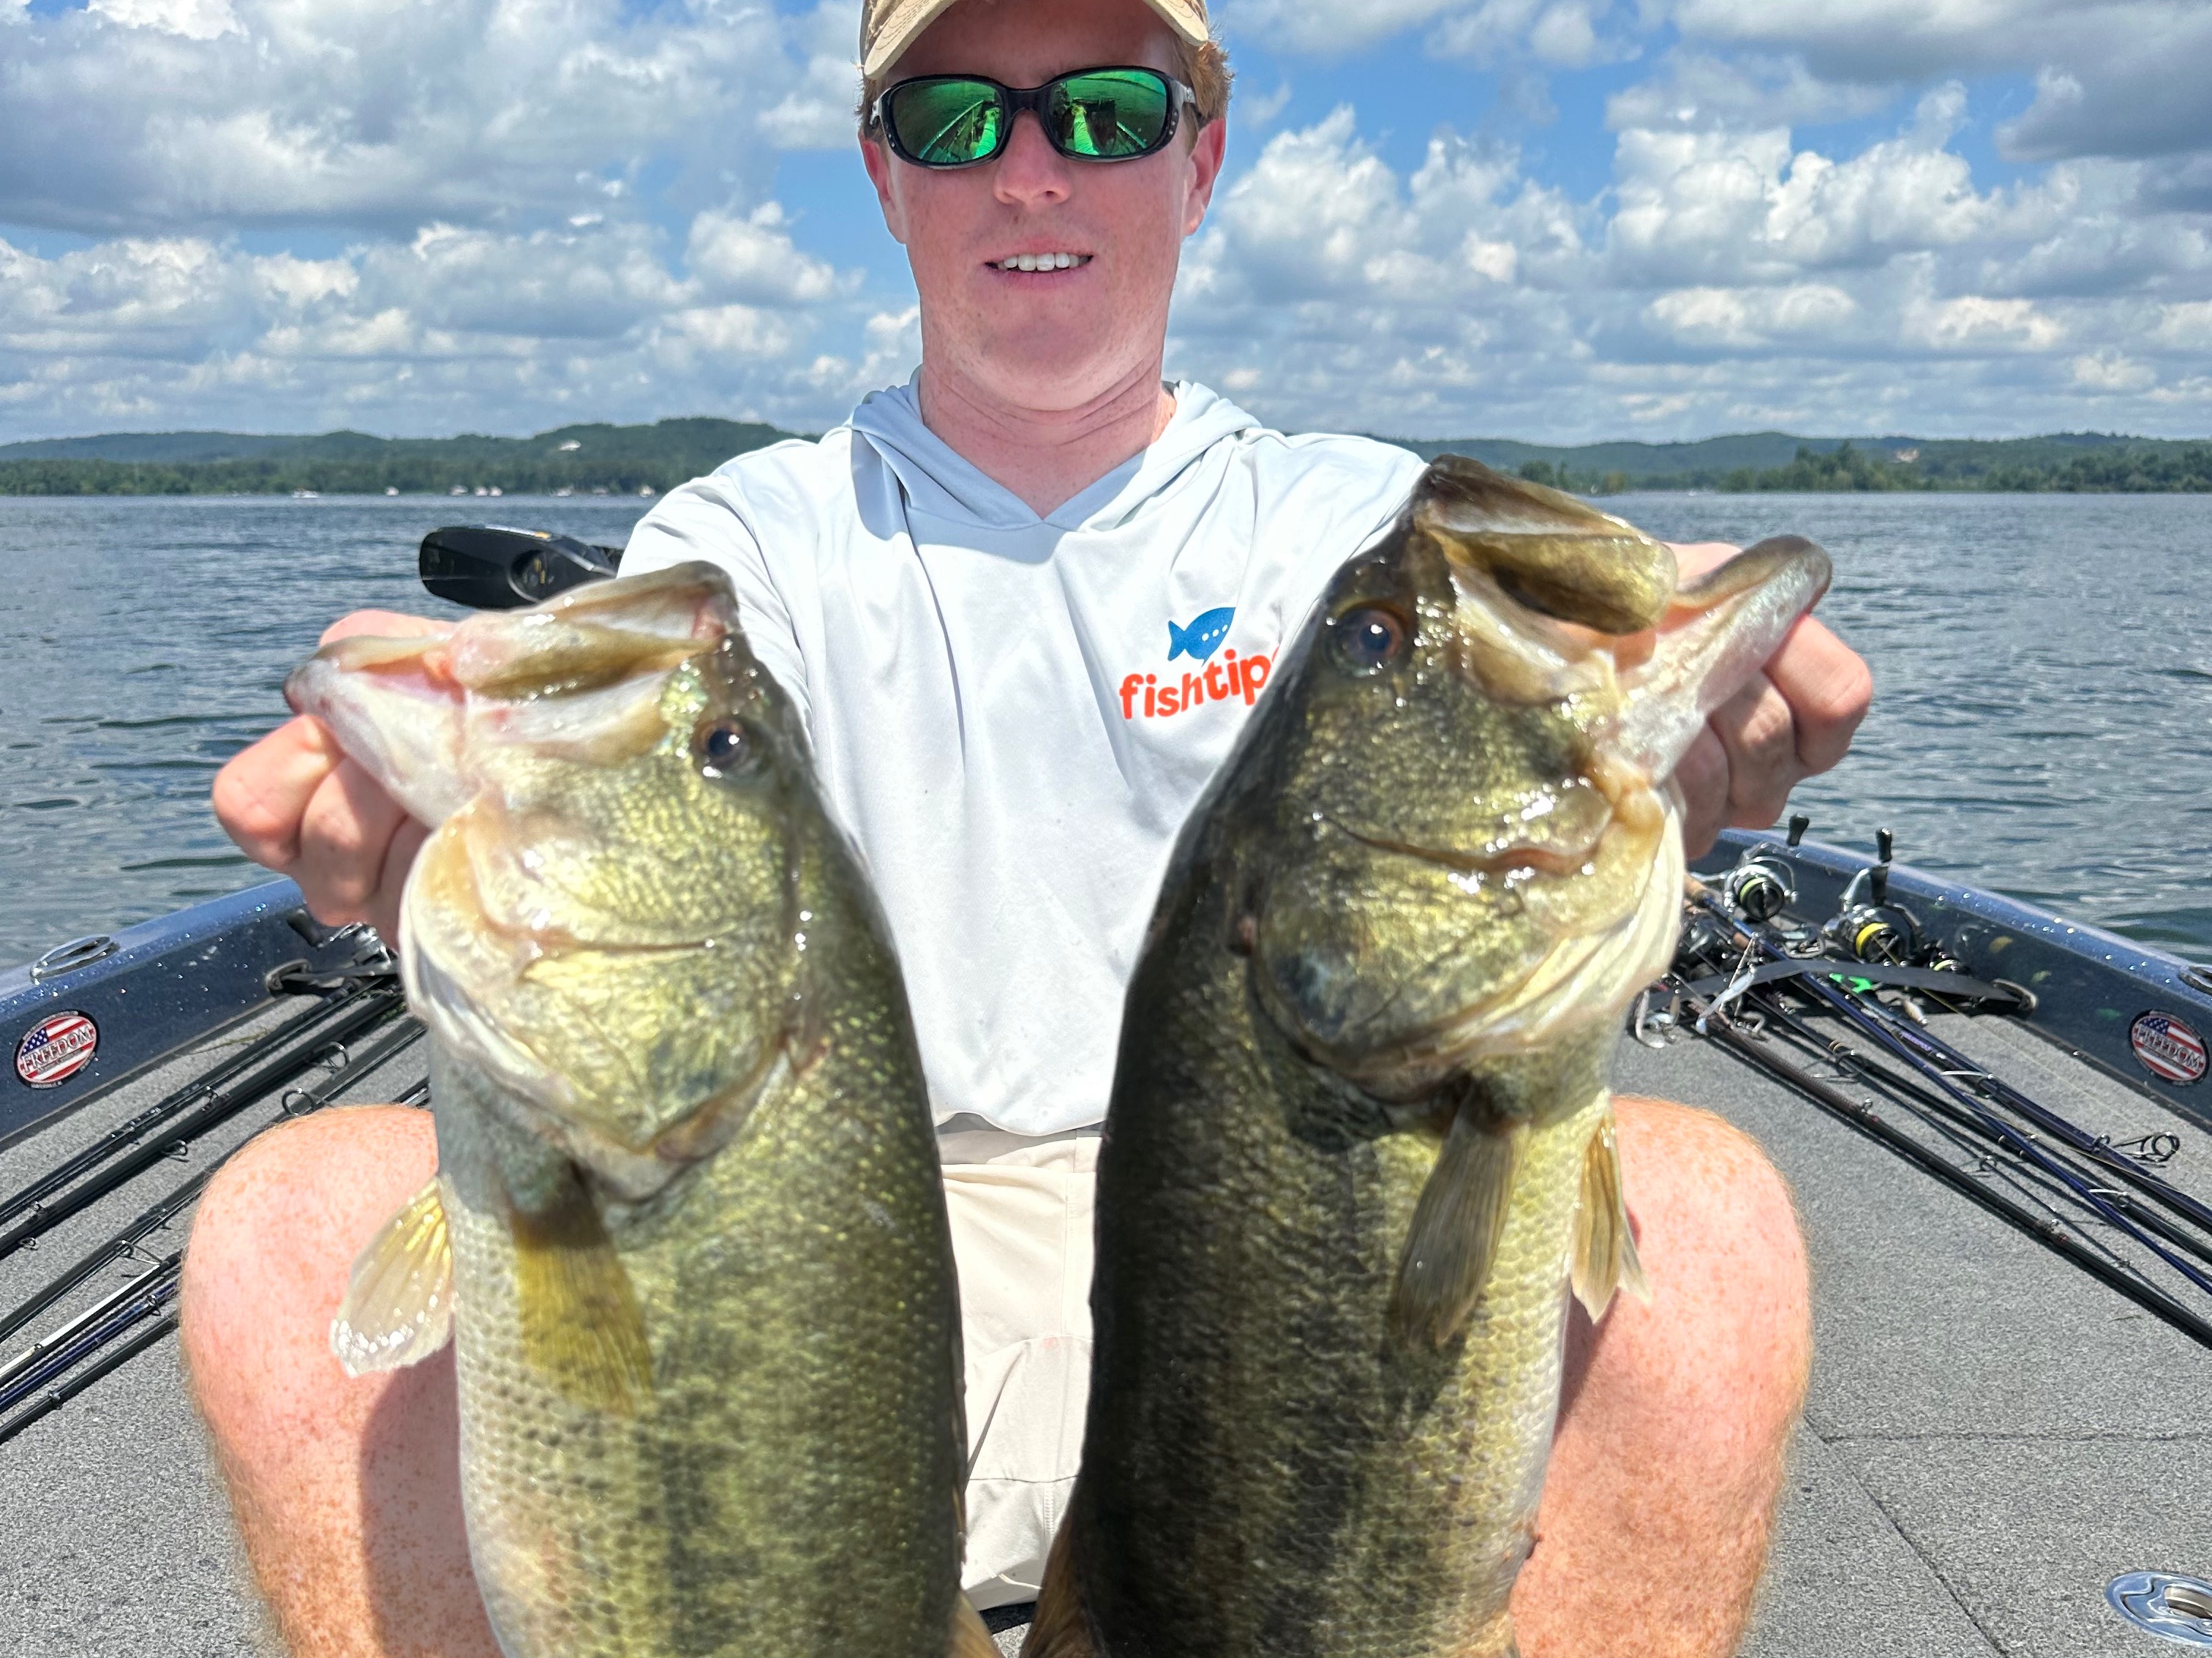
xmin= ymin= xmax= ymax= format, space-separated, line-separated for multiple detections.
xmin=0 ymin=492 xmax=653 ymax=967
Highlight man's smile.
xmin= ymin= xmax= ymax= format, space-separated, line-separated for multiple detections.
xmin=987 ymin=250 xmax=1095 ymax=272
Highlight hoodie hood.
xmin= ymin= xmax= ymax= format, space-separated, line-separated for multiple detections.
xmin=846 ymin=376 xmax=1263 ymax=535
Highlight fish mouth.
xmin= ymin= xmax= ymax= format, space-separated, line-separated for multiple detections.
xmin=402 ymin=809 xmax=794 ymax=1199
xmin=1323 ymin=817 xmax=1607 ymax=883
xmin=1256 ymin=801 xmax=1682 ymax=1095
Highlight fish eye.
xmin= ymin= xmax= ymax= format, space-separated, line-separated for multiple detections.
xmin=693 ymin=719 xmax=760 ymax=779
xmin=1329 ymin=604 xmax=1410 ymax=675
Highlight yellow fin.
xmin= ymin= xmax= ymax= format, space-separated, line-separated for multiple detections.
xmin=1390 ymin=1108 xmax=1527 ymax=1349
xmin=330 ymin=1177 xmax=454 ymax=1377
xmin=950 ymin=1597 xmax=1001 ymax=1658
xmin=1571 ymin=1105 xmax=1652 ymax=1321
xmin=510 ymin=1163 xmax=653 ymax=1415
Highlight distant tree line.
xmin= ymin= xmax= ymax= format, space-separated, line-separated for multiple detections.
xmin=4 ymin=427 xmax=2209 ymax=497
xmin=0 ymin=417 xmax=805 ymax=498
xmin=1 ymin=454 xmax=707 ymax=497
xmin=1514 ymin=440 xmax=2212 ymax=495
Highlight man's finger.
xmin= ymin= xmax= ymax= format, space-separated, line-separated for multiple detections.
xmin=211 ymin=716 xmax=346 ymax=871
xmin=1671 ymin=727 xmax=1728 ymax=859
xmin=1708 ymin=674 xmax=1803 ymax=830
xmin=293 ymin=757 xmax=411 ymax=924
xmin=320 ymin=609 xmax=454 ymax=647
xmin=1764 ymin=615 xmax=1873 ymax=776
xmin=367 ymin=817 xmax=431 ymax=945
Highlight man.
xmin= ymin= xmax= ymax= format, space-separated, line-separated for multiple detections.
xmin=190 ymin=0 xmax=1867 ymax=1651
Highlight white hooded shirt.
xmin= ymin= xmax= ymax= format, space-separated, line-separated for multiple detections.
xmin=621 ymin=379 xmax=1426 ymax=1136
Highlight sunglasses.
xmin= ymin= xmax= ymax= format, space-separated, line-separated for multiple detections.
xmin=875 ymin=66 xmax=1195 ymax=169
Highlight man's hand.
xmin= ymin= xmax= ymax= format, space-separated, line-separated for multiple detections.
xmin=1663 ymin=541 xmax=1871 ymax=858
xmin=212 ymin=610 xmax=451 ymax=943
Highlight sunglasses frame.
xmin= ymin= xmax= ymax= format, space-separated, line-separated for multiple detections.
xmin=873 ymin=65 xmax=1197 ymax=170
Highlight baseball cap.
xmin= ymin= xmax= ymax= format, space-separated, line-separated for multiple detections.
xmin=861 ymin=0 xmax=1211 ymax=82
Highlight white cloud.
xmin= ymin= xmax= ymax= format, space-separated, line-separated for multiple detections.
xmin=1 ymin=0 xmax=2209 ymax=443
xmin=0 ymin=211 xmax=889 ymax=436
xmin=1647 ymin=283 xmax=1859 ymax=348
xmin=2069 ymin=348 xmax=2156 ymax=391
xmin=1217 ymin=0 xmax=1635 ymax=64
xmin=0 ymin=0 xmax=854 ymax=236
xmin=685 ymin=206 xmax=843 ymax=308
xmin=1159 ymin=97 xmax=2212 ymax=438
xmin=89 ymin=0 xmax=241 ymax=41
xmin=1912 ymin=294 xmax=2065 ymax=351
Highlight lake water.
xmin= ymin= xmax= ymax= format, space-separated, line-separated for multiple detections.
xmin=0 ymin=489 xmax=2205 ymax=972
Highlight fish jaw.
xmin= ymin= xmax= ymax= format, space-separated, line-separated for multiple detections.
xmin=292 ymin=564 xmax=809 ymax=1195
xmin=285 ymin=635 xmax=473 ymax=828
xmin=285 ymin=561 xmax=741 ymax=830
xmin=1602 ymin=535 xmax=1834 ymax=784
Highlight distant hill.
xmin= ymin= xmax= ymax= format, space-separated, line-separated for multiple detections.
xmin=1 ymin=421 xmax=2206 ymax=495
xmin=1375 ymin=430 xmax=2211 ymax=493
xmin=0 ymin=419 xmax=810 ymax=497
xmin=0 ymin=431 xmax=315 ymax=463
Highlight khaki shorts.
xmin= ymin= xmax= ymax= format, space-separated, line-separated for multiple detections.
xmin=937 ymin=1120 xmax=1100 ymax=1611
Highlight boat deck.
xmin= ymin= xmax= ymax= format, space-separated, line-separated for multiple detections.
xmin=1 ymin=999 xmax=2205 ymax=1657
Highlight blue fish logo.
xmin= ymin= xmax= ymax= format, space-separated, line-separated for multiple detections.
xmin=1168 ymin=606 xmax=1235 ymax=663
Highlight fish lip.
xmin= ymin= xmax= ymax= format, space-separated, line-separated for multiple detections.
xmin=1320 ymin=815 xmax=1606 ymax=880
xmin=1252 ymin=810 xmax=1661 ymax=1092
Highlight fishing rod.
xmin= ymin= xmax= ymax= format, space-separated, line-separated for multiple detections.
xmin=0 ymin=984 xmax=407 ymax=1263
xmin=0 ymin=971 xmax=395 ymax=1233
xmin=1692 ymin=893 xmax=2212 ymax=1304
xmin=1718 ymin=982 xmax=2212 ymax=1272
xmin=0 ymin=1253 xmax=179 ymax=1419
xmin=1671 ymin=858 xmax=2212 ymax=1349
xmin=0 ymin=1019 xmax=426 ymax=1354
xmin=0 ymin=1054 xmax=428 ymax=1446
xmin=1677 ymin=983 xmax=2212 ymax=1353
xmin=0 ymin=1311 xmax=179 ymax=1447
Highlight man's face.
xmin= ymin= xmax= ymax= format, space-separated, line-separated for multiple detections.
xmin=861 ymin=0 xmax=1226 ymax=414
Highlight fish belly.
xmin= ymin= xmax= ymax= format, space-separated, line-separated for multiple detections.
xmin=434 ymin=1047 xmax=963 ymax=1658
xmin=1077 ymin=989 xmax=1607 ymax=1657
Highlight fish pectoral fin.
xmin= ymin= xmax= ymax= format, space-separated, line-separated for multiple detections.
xmin=331 ymin=1176 xmax=455 ymax=1377
xmin=511 ymin=1164 xmax=653 ymax=1416
xmin=1389 ymin=1107 xmax=1527 ymax=1349
xmin=950 ymin=1597 xmax=1001 ymax=1658
xmin=1570 ymin=1105 xmax=1652 ymax=1321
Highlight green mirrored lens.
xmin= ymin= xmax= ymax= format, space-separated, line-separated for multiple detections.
xmin=1050 ymin=70 xmax=1170 ymax=157
xmin=889 ymin=79 xmax=1005 ymax=165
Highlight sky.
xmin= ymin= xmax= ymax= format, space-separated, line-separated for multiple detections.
xmin=2 ymin=0 xmax=2210 ymax=444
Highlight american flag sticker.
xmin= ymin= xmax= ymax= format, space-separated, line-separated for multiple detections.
xmin=15 ymin=1010 xmax=99 ymax=1090
xmin=2130 ymin=1011 xmax=2207 ymax=1087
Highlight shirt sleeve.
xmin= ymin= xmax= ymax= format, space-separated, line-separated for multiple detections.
xmin=619 ymin=472 xmax=815 ymax=735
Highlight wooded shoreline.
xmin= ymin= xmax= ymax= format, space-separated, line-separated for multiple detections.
xmin=1 ymin=421 xmax=2207 ymax=497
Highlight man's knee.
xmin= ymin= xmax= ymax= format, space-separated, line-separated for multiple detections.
xmin=1603 ymin=1095 xmax=1811 ymax=1444
xmin=182 ymin=1104 xmax=437 ymax=1447
xmin=1522 ymin=1100 xmax=1809 ymax=1656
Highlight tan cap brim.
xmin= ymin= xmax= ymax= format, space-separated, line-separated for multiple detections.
xmin=862 ymin=0 xmax=1210 ymax=83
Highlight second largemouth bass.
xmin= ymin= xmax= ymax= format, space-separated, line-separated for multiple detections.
xmin=288 ymin=565 xmax=994 ymax=1658
xmin=1028 ymin=459 xmax=1829 ymax=1658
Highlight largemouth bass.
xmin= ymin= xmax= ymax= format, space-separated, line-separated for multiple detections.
xmin=287 ymin=565 xmax=995 ymax=1658
xmin=1027 ymin=459 xmax=1829 ymax=1658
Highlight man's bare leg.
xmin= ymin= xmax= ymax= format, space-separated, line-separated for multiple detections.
xmin=180 ymin=1097 xmax=1806 ymax=1658
xmin=1513 ymin=1095 xmax=1815 ymax=1658
xmin=179 ymin=1106 xmax=498 ymax=1658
